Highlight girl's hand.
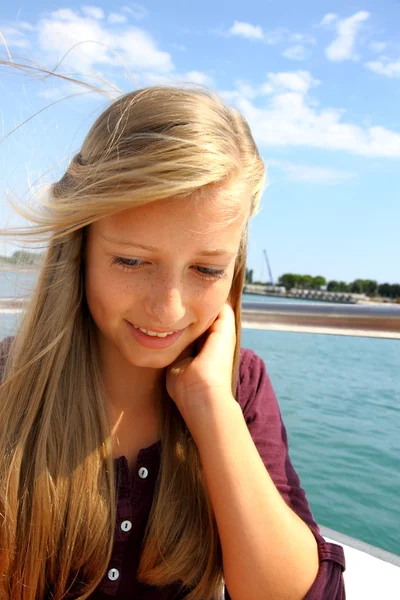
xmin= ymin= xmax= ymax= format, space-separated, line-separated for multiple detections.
xmin=166 ymin=303 xmax=236 ymax=421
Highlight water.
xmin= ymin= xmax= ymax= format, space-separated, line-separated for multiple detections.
xmin=1 ymin=273 xmax=399 ymax=555
xmin=241 ymin=327 xmax=399 ymax=556
xmin=0 ymin=270 xmax=38 ymax=337
xmin=0 ymin=269 xmax=38 ymax=298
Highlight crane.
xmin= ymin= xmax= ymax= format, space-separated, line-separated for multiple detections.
xmin=263 ymin=249 xmax=274 ymax=286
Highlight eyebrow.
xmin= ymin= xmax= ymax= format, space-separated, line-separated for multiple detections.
xmin=101 ymin=235 xmax=236 ymax=257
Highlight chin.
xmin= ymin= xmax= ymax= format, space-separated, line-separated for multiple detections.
xmin=127 ymin=347 xmax=184 ymax=370
xmin=132 ymin=356 xmax=174 ymax=369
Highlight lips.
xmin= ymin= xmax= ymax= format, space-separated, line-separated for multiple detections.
xmin=126 ymin=320 xmax=185 ymax=349
xmin=132 ymin=324 xmax=176 ymax=338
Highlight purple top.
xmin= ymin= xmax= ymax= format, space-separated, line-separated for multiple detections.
xmin=0 ymin=338 xmax=345 ymax=599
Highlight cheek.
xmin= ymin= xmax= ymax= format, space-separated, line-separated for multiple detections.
xmin=194 ymin=279 xmax=233 ymax=323
xmin=85 ymin=267 xmax=131 ymax=325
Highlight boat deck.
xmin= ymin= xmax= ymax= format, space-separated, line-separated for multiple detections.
xmin=321 ymin=526 xmax=400 ymax=599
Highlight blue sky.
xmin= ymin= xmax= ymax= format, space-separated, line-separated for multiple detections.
xmin=1 ymin=1 xmax=399 ymax=284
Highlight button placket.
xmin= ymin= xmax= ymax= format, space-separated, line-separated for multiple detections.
xmin=99 ymin=457 xmax=133 ymax=595
xmin=98 ymin=447 xmax=161 ymax=595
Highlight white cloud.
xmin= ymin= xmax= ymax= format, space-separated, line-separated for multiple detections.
xmin=17 ymin=21 xmax=35 ymax=31
xmin=268 ymin=159 xmax=357 ymax=184
xmin=282 ymin=45 xmax=307 ymax=61
xmin=263 ymin=29 xmax=286 ymax=45
xmin=219 ymin=81 xmax=258 ymax=102
xmin=116 ymin=29 xmax=173 ymax=71
xmin=184 ymin=70 xmax=213 ymax=86
xmin=4 ymin=11 xmax=399 ymax=161
xmin=3 ymin=8 xmax=216 ymax=96
xmin=0 ymin=25 xmax=31 ymax=49
xmin=365 ymin=59 xmax=400 ymax=78
xmin=221 ymin=71 xmax=319 ymax=101
xmin=81 ymin=5 xmax=105 ymax=20
xmin=0 ymin=33 xmax=31 ymax=49
xmin=325 ymin=11 xmax=370 ymax=62
xmin=37 ymin=87 xmax=69 ymax=102
xmin=107 ymin=12 xmax=128 ymax=24
xmin=370 ymin=41 xmax=387 ymax=53
xmin=8 ymin=38 xmax=31 ymax=49
xmin=319 ymin=13 xmax=338 ymax=27
xmin=121 ymin=4 xmax=148 ymax=20
xmin=49 ymin=9 xmax=77 ymax=21
xmin=283 ymin=33 xmax=315 ymax=58
xmin=1 ymin=26 xmax=21 ymax=36
xmin=36 ymin=79 xmax=117 ymax=102
xmin=235 ymin=81 xmax=259 ymax=99
xmin=223 ymin=72 xmax=400 ymax=158
xmin=229 ymin=21 xmax=263 ymax=40
xmin=265 ymin=71 xmax=320 ymax=94
xmin=218 ymin=24 xmax=315 ymax=56
xmin=289 ymin=33 xmax=316 ymax=45
xmin=35 ymin=8 xmax=173 ymax=73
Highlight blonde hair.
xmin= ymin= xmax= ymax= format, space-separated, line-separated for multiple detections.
xmin=0 ymin=83 xmax=265 ymax=599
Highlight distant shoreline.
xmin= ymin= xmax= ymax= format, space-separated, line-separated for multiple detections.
xmin=0 ymin=265 xmax=39 ymax=273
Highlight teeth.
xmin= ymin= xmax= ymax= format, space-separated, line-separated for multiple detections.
xmin=134 ymin=325 xmax=174 ymax=338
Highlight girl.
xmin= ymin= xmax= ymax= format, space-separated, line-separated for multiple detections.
xmin=0 ymin=86 xmax=345 ymax=599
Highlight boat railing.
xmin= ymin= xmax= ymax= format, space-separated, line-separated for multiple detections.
xmin=320 ymin=525 xmax=400 ymax=567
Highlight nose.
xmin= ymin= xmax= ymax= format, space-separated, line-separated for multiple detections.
xmin=144 ymin=281 xmax=186 ymax=328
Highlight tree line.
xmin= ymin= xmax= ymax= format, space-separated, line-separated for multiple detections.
xmin=0 ymin=251 xmax=44 ymax=266
xmin=245 ymin=270 xmax=400 ymax=300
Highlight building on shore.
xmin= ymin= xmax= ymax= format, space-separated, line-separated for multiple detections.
xmin=243 ymin=283 xmax=371 ymax=304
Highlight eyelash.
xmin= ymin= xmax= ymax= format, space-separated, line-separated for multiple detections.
xmin=110 ymin=256 xmax=227 ymax=281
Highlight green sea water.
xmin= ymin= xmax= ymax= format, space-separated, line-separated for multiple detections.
xmin=241 ymin=326 xmax=399 ymax=556
xmin=1 ymin=273 xmax=399 ymax=555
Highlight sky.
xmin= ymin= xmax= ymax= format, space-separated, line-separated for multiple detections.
xmin=0 ymin=1 xmax=399 ymax=284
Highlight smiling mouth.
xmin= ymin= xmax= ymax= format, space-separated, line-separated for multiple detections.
xmin=132 ymin=324 xmax=181 ymax=338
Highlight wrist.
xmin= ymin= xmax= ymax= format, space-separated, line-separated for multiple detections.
xmin=180 ymin=391 xmax=240 ymax=439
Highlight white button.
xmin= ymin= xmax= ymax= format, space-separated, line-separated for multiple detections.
xmin=138 ymin=467 xmax=148 ymax=479
xmin=121 ymin=520 xmax=132 ymax=532
xmin=108 ymin=568 xmax=119 ymax=581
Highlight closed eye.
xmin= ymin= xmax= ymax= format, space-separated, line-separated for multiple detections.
xmin=110 ymin=256 xmax=227 ymax=281
xmin=111 ymin=256 xmax=145 ymax=270
xmin=192 ymin=266 xmax=227 ymax=280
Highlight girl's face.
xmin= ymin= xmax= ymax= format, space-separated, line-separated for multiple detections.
xmin=85 ymin=191 xmax=248 ymax=370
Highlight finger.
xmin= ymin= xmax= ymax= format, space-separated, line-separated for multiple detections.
xmin=210 ymin=303 xmax=236 ymax=337
xmin=200 ymin=305 xmax=236 ymax=358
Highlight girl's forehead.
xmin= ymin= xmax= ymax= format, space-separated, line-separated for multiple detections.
xmin=92 ymin=188 xmax=250 ymax=241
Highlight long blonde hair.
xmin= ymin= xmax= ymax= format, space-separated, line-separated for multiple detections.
xmin=0 ymin=83 xmax=265 ymax=599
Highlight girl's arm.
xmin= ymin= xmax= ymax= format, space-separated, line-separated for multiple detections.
xmin=167 ymin=306 xmax=345 ymax=599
